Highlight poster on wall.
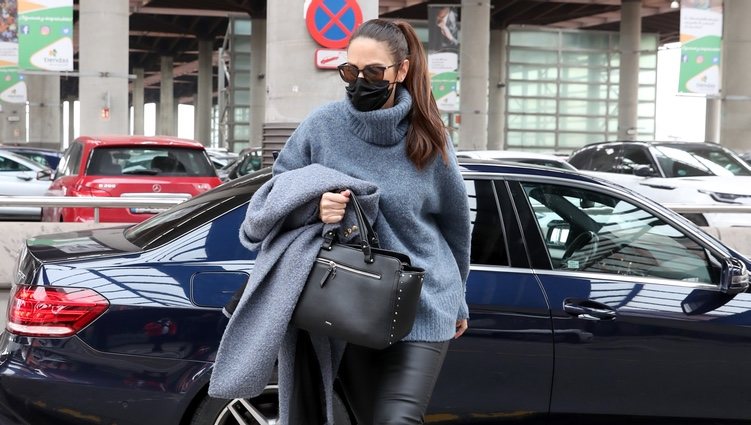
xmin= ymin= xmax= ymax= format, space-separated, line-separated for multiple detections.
xmin=0 ymin=69 xmax=26 ymax=103
xmin=678 ymin=0 xmax=723 ymax=94
xmin=18 ymin=0 xmax=72 ymax=71
xmin=0 ymin=0 xmax=18 ymax=69
xmin=428 ymin=5 xmax=460 ymax=112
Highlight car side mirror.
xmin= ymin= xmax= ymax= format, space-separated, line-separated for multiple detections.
xmin=633 ymin=165 xmax=655 ymax=177
xmin=36 ymin=169 xmax=52 ymax=181
xmin=719 ymin=257 xmax=749 ymax=295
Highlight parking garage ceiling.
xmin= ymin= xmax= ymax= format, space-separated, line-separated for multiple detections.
xmin=61 ymin=0 xmax=679 ymax=102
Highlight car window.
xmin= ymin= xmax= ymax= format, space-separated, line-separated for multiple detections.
xmin=587 ymin=147 xmax=620 ymax=173
xmin=654 ymin=145 xmax=751 ymax=177
xmin=0 ymin=155 xmax=31 ymax=172
xmin=88 ymin=147 xmax=216 ymax=177
xmin=568 ymin=149 xmax=592 ymax=169
xmin=56 ymin=142 xmax=83 ymax=178
xmin=619 ymin=146 xmax=658 ymax=175
xmin=522 ymin=182 xmax=720 ymax=284
xmin=465 ymin=179 xmax=509 ymax=266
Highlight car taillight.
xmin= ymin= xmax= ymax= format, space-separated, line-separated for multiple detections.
xmin=6 ymin=285 xmax=109 ymax=337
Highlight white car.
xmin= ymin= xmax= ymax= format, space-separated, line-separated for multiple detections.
xmin=568 ymin=141 xmax=751 ymax=227
xmin=456 ymin=150 xmax=577 ymax=171
xmin=0 ymin=149 xmax=52 ymax=219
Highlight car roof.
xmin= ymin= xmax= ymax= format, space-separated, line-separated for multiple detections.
xmin=75 ymin=135 xmax=207 ymax=149
xmin=0 ymin=149 xmax=49 ymax=170
xmin=578 ymin=140 xmax=724 ymax=149
xmin=457 ymin=150 xmax=567 ymax=161
xmin=0 ymin=145 xmax=62 ymax=154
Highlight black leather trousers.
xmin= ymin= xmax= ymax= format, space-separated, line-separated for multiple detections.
xmin=337 ymin=340 xmax=450 ymax=425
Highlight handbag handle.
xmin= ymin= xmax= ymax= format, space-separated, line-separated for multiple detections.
xmin=347 ymin=191 xmax=379 ymax=264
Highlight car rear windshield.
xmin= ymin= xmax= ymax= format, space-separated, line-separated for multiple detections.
xmin=123 ymin=168 xmax=271 ymax=248
xmin=87 ymin=146 xmax=216 ymax=177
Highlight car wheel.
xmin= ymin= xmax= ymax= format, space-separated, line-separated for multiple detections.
xmin=189 ymin=384 xmax=352 ymax=425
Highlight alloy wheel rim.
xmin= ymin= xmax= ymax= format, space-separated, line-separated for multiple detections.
xmin=213 ymin=384 xmax=279 ymax=425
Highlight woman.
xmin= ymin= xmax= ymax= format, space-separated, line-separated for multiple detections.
xmin=272 ymin=19 xmax=471 ymax=424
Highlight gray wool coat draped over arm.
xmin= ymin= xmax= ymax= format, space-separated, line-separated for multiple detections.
xmin=208 ymin=164 xmax=380 ymax=425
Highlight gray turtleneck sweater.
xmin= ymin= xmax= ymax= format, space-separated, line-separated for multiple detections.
xmin=272 ymin=87 xmax=471 ymax=342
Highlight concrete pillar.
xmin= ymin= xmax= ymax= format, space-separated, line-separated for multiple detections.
xmin=720 ymin=0 xmax=751 ymax=152
xmin=159 ymin=56 xmax=175 ymax=136
xmin=26 ymin=75 xmax=61 ymax=149
xmin=264 ymin=1 xmax=377 ymax=126
xmin=132 ymin=68 xmax=145 ymax=135
xmin=250 ymin=18 xmax=266 ymax=149
xmin=705 ymin=97 xmax=721 ymax=143
xmin=487 ymin=29 xmax=507 ymax=150
xmin=195 ymin=39 xmax=213 ymax=145
xmin=67 ymin=97 xmax=75 ymax=144
xmin=79 ymin=0 xmax=128 ymax=135
xmin=0 ymin=102 xmax=25 ymax=144
xmin=617 ymin=0 xmax=641 ymax=140
xmin=458 ymin=0 xmax=490 ymax=151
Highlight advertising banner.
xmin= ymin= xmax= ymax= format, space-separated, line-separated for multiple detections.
xmin=0 ymin=0 xmax=18 ymax=68
xmin=0 ymin=69 xmax=26 ymax=103
xmin=678 ymin=0 xmax=723 ymax=94
xmin=18 ymin=0 xmax=73 ymax=71
xmin=428 ymin=5 xmax=460 ymax=112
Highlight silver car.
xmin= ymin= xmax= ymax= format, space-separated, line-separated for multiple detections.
xmin=0 ymin=149 xmax=52 ymax=219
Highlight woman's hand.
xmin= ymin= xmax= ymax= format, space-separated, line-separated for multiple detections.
xmin=319 ymin=190 xmax=351 ymax=224
xmin=454 ymin=319 xmax=468 ymax=339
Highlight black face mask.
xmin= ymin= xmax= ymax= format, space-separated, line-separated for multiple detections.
xmin=345 ymin=78 xmax=394 ymax=112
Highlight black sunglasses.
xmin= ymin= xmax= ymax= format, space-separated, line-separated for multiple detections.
xmin=337 ymin=62 xmax=401 ymax=84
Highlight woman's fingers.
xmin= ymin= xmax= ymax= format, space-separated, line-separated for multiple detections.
xmin=319 ymin=191 xmax=351 ymax=223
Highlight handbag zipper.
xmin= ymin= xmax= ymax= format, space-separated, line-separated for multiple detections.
xmin=315 ymin=258 xmax=382 ymax=287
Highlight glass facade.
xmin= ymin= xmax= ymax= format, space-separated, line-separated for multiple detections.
xmin=505 ymin=28 xmax=658 ymax=152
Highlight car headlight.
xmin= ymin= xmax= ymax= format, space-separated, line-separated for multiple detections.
xmin=698 ymin=190 xmax=751 ymax=204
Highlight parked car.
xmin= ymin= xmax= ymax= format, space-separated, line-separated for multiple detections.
xmin=218 ymin=148 xmax=262 ymax=181
xmin=206 ymin=147 xmax=239 ymax=170
xmin=0 ymin=145 xmax=64 ymax=169
xmin=42 ymin=135 xmax=222 ymax=223
xmin=457 ymin=149 xmax=577 ymax=171
xmin=3 ymin=160 xmax=751 ymax=424
xmin=569 ymin=140 xmax=751 ymax=226
xmin=0 ymin=149 xmax=52 ymax=220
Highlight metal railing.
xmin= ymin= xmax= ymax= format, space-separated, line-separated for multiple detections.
xmin=0 ymin=196 xmax=188 ymax=223
xmin=3 ymin=196 xmax=751 ymax=224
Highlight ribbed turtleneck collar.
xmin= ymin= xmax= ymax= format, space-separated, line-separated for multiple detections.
xmin=344 ymin=86 xmax=412 ymax=146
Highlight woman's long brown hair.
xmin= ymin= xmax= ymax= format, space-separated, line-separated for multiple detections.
xmin=350 ymin=19 xmax=448 ymax=169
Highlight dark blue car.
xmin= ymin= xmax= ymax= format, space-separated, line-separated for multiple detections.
xmin=2 ymin=161 xmax=750 ymax=425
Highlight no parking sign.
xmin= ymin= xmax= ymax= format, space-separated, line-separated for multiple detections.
xmin=306 ymin=0 xmax=363 ymax=49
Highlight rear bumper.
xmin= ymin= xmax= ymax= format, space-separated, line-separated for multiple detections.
xmin=0 ymin=331 xmax=210 ymax=425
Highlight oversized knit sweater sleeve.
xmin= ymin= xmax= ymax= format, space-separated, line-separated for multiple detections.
xmin=436 ymin=139 xmax=471 ymax=320
xmin=271 ymin=116 xmax=318 ymax=175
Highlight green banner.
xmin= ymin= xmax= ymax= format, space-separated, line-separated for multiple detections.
xmin=678 ymin=0 xmax=723 ymax=94
xmin=0 ymin=0 xmax=18 ymax=69
xmin=18 ymin=0 xmax=72 ymax=71
xmin=0 ymin=69 xmax=26 ymax=103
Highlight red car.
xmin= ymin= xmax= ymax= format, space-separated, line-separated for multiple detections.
xmin=43 ymin=135 xmax=222 ymax=223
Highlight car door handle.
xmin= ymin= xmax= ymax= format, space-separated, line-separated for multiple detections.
xmin=16 ymin=175 xmax=32 ymax=181
xmin=563 ymin=298 xmax=616 ymax=321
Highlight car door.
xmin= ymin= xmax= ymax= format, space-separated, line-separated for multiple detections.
xmin=0 ymin=153 xmax=38 ymax=194
xmin=427 ymin=176 xmax=553 ymax=423
xmin=511 ymin=178 xmax=751 ymax=421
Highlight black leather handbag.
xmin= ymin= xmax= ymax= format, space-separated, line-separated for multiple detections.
xmin=291 ymin=192 xmax=425 ymax=349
